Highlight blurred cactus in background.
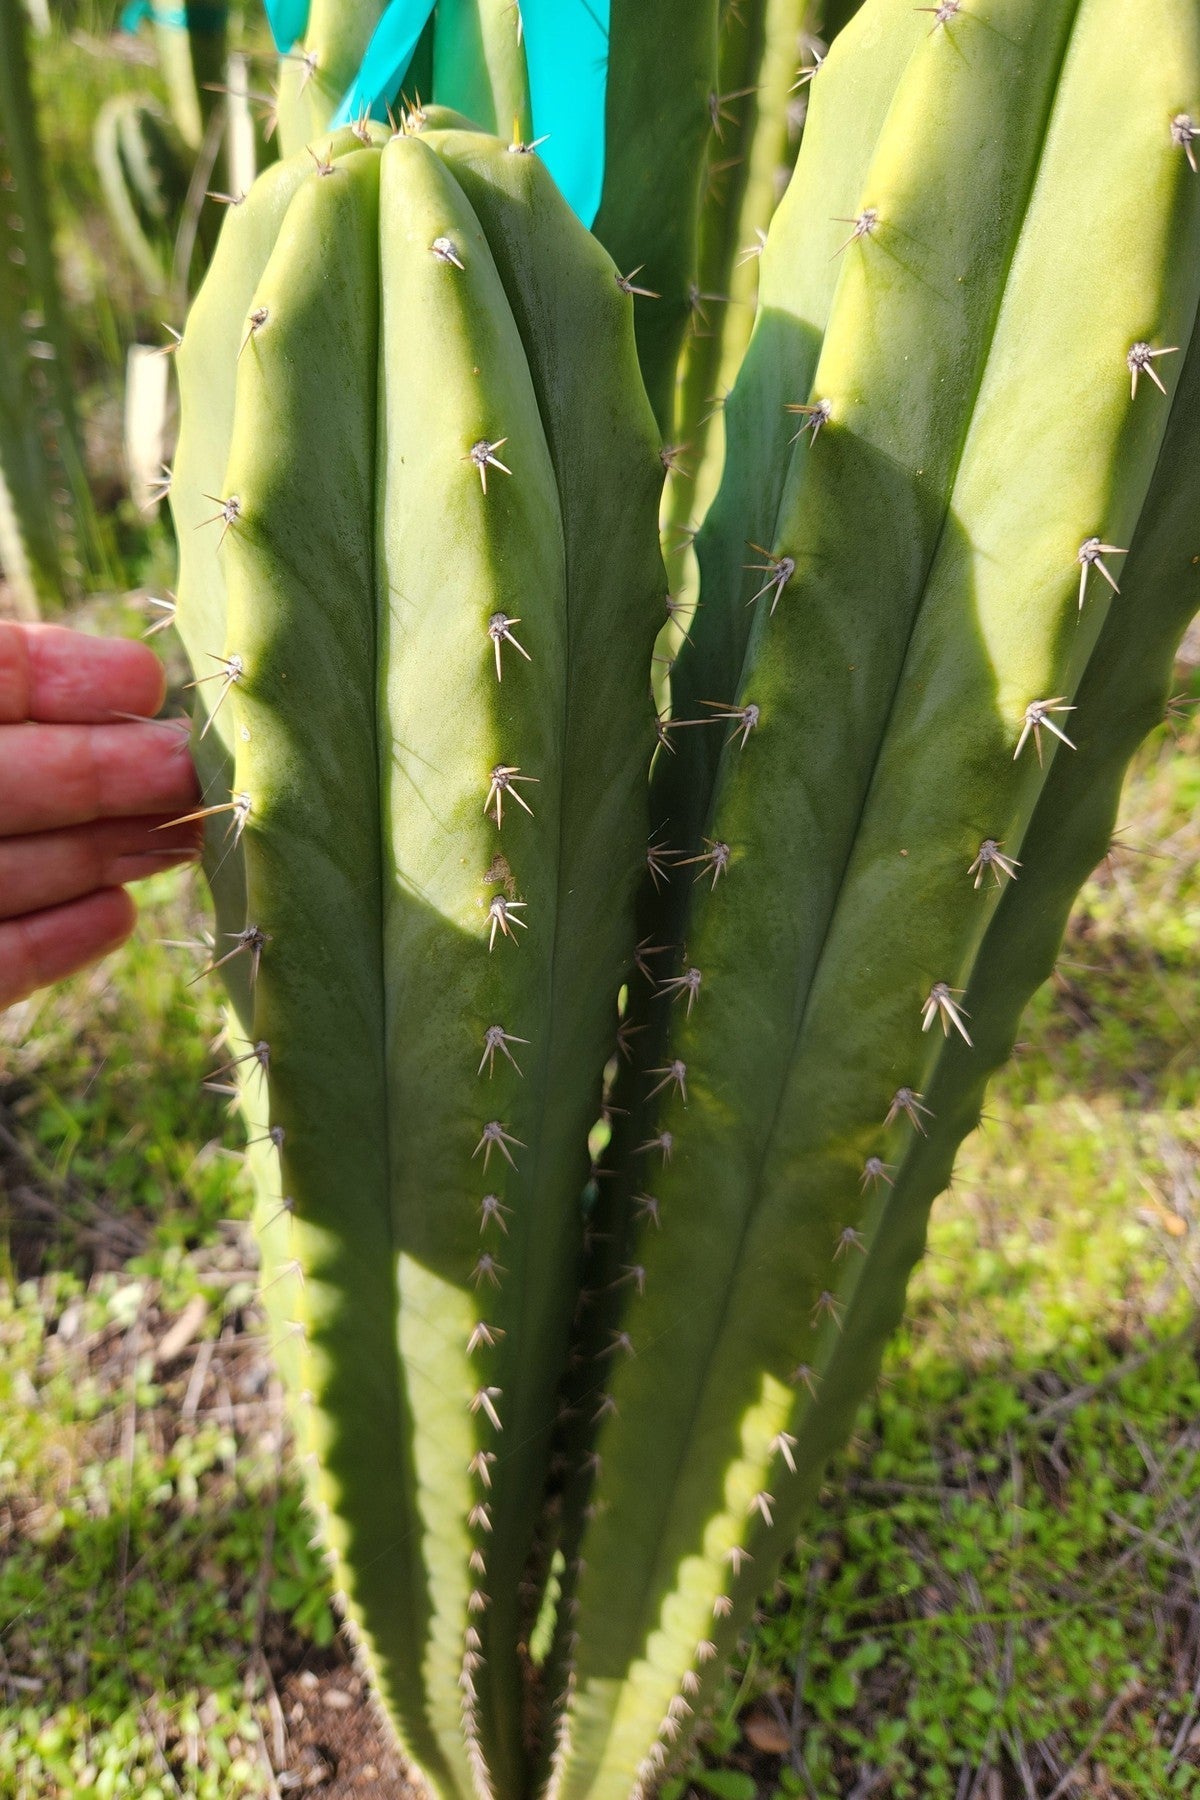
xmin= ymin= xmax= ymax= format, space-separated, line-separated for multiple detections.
xmin=0 ymin=0 xmax=105 ymax=614
xmin=96 ymin=1 xmax=271 ymax=298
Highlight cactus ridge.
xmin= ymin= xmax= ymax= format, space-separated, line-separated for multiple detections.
xmin=540 ymin=2 xmax=1200 ymax=1794
xmin=171 ymin=115 xmax=665 ymax=1800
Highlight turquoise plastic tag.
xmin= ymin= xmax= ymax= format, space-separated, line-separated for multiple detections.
xmin=262 ymin=0 xmax=311 ymax=55
xmin=331 ymin=0 xmax=438 ymax=127
xmin=120 ymin=0 xmax=228 ymax=29
xmin=304 ymin=0 xmax=613 ymax=228
xmin=521 ymin=0 xmax=610 ymax=228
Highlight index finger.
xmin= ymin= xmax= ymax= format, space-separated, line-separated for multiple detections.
xmin=0 ymin=622 xmax=167 ymax=725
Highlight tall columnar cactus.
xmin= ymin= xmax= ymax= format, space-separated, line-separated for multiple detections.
xmin=542 ymin=2 xmax=1200 ymax=1794
xmin=164 ymin=0 xmax=1200 ymax=1796
xmin=169 ymin=114 xmax=666 ymax=1800
xmin=0 ymin=0 xmax=99 ymax=614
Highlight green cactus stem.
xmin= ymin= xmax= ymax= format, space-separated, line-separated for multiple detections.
xmin=591 ymin=0 xmax=721 ymax=437
xmin=169 ymin=116 xmax=665 ymax=1800
xmin=275 ymin=1 xmax=530 ymax=163
xmin=545 ymin=2 xmax=1200 ymax=1793
xmin=432 ymin=0 xmax=532 ymax=141
xmin=661 ymin=0 xmax=809 ymax=659
xmin=274 ymin=0 xmax=402 ymax=155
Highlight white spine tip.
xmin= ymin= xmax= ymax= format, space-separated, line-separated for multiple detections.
xmin=1127 ymin=340 xmax=1179 ymax=399
xmin=1014 ymin=697 xmax=1076 ymax=764
xmin=921 ymin=982 xmax=973 ymax=1046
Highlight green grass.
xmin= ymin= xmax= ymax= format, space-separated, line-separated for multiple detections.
xmin=1 ymin=696 xmax=1197 ymax=1797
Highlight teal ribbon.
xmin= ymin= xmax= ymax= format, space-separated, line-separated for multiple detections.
xmin=274 ymin=0 xmax=613 ymax=229
xmin=262 ymin=0 xmax=311 ymax=55
xmin=522 ymin=0 xmax=610 ymax=229
xmin=331 ymin=0 xmax=438 ymax=127
xmin=120 ymin=0 xmax=228 ymax=28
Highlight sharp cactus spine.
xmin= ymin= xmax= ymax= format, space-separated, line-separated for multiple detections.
xmin=150 ymin=0 xmax=1200 ymax=1793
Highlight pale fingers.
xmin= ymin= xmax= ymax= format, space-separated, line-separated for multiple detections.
xmin=0 ymin=816 xmax=202 ymax=921
xmin=0 ymin=621 xmax=166 ymax=724
xmin=0 ymin=888 xmax=137 ymax=1011
xmin=0 ymin=718 xmax=197 ymax=837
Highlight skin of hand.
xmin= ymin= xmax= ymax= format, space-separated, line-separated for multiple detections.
xmin=0 ymin=620 xmax=203 ymax=1011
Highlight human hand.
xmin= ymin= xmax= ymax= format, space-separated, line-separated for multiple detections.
xmin=0 ymin=621 xmax=202 ymax=1010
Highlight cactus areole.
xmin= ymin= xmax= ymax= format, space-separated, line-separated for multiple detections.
xmin=167 ymin=3 xmax=1200 ymax=1797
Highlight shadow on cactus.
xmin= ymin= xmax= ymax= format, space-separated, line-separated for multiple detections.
xmin=163 ymin=1 xmax=1200 ymax=1797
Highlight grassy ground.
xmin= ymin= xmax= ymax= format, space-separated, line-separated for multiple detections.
xmin=1 ymin=685 xmax=1197 ymax=1799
